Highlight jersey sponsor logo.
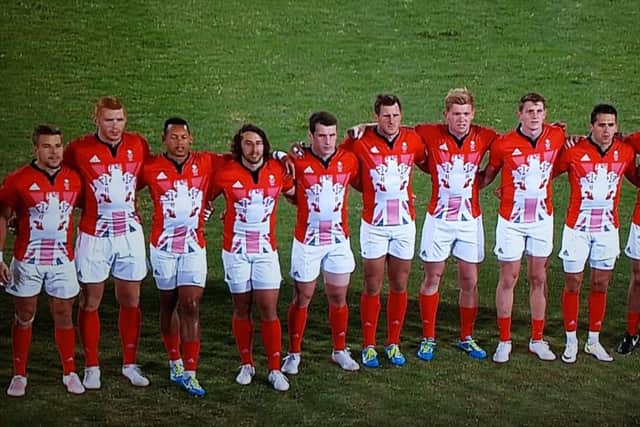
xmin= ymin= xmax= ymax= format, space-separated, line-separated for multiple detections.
xmin=370 ymin=146 xmax=380 ymax=154
xmin=232 ymin=180 xmax=243 ymax=188
xmin=156 ymin=171 xmax=168 ymax=180
xmin=29 ymin=183 xmax=41 ymax=191
xmin=512 ymin=148 xmax=522 ymax=156
xmin=580 ymin=154 xmax=591 ymax=162
xmin=89 ymin=155 xmax=101 ymax=163
xmin=303 ymin=166 xmax=314 ymax=174
xmin=439 ymin=143 xmax=448 ymax=151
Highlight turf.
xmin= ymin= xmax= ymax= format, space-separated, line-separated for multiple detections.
xmin=1 ymin=0 xmax=640 ymax=425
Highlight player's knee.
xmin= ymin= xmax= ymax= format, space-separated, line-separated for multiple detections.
xmin=14 ymin=312 xmax=35 ymax=327
xmin=179 ymin=298 xmax=200 ymax=317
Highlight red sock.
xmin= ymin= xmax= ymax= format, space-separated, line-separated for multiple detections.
xmin=386 ymin=290 xmax=408 ymax=346
xmin=497 ymin=317 xmax=511 ymax=342
xmin=78 ymin=308 xmax=100 ymax=367
xmin=287 ymin=304 xmax=308 ymax=353
xmin=419 ymin=292 xmax=439 ymax=339
xmin=627 ymin=311 xmax=640 ymax=336
xmin=162 ymin=334 xmax=182 ymax=361
xmin=360 ymin=293 xmax=380 ymax=347
xmin=329 ymin=304 xmax=348 ymax=351
xmin=182 ymin=341 xmax=200 ymax=372
xmin=260 ymin=319 xmax=282 ymax=371
xmin=232 ymin=316 xmax=254 ymax=366
xmin=118 ymin=306 xmax=141 ymax=365
xmin=460 ymin=306 xmax=478 ymax=340
xmin=12 ymin=324 xmax=32 ymax=376
xmin=55 ymin=327 xmax=76 ymax=375
xmin=531 ymin=318 xmax=545 ymax=341
xmin=562 ymin=289 xmax=580 ymax=332
xmin=588 ymin=290 xmax=607 ymax=332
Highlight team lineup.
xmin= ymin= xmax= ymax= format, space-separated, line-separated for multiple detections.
xmin=2 ymin=90 xmax=640 ymax=397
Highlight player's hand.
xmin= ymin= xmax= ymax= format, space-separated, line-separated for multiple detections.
xmin=0 ymin=262 xmax=10 ymax=286
xmin=551 ymin=121 xmax=567 ymax=131
xmin=346 ymin=124 xmax=369 ymax=140
xmin=288 ymin=141 xmax=305 ymax=159
xmin=203 ymin=201 xmax=215 ymax=222
xmin=493 ymin=186 xmax=502 ymax=200
xmin=8 ymin=216 xmax=17 ymax=235
xmin=219 ymin=209 xmax=226 ymax=221
xmin=564 ymin=135 xmax=581 ymax=149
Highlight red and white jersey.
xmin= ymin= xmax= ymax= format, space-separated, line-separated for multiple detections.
xmin=415 ymin=123 xmax=497 ymax=221
xmin=488 ymin=125 xmax=565 ymax=223
xmin=342 ymin=127 xmax=425 ymax=226
xmin=64 ymin=132 xmax=150 ymax=237
xmin=555 ymin=136 xmax=634 ymax=232
xmin=142 ymin=152 xmax=224 ymax=253
xmin=624 ymin=132 xmax=640 ymax=225
xmin=0 ymin=162 xmax=82 ymax=264
xmin=292 ymin=148 xmax=359 ymax=246
xmin=212 ymin=158 xmax=293 ymax=254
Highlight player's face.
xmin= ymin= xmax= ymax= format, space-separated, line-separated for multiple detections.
xmin=445 ymin=104 xmax=475 ymax=137
xmin=310 ymin=124 xmax=337 ymax=158
xmin=34 ymin=134 xmax=64 ymax=170
xmin=163 ymin=124 xmax=192 ymax=160
xmin=95 ymin=108 xmax=127 ymax=143
xmin=375 ymin=103 xmax=402 ymax=137
xmin=240 ymin=131 xmax=264 ymax=165
xmin=518 ymin=101 xmax=546 ymax=134
xmin=590 ymin=113 xmax=618 ymax=147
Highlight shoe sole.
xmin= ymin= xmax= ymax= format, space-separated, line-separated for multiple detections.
xmin=528 ymin=350 xmax=556 ymax=361
xmin=561 ymin=354 xmax=577 ymax=364
xmin=584 ymin=351 xmax=613 ymax=362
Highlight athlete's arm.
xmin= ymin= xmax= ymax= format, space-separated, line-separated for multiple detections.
xmin=0 ymin=203 xmax=12 ymax=284
xmin=478 ymin=164 xmax=500 ymax=190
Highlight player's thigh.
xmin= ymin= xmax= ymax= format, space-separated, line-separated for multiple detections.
xmin=524 ymin=215 xmax=553 ymax=258
xmin=75 ymin=232 xmax=114 ymax=284
xmin=251 ymin=251 xmax=282 ymax=290
xmin=388 ymin=222 xmax=416 ymax=260
xmin=290 ymin=239 xmax=323 ymax=283
xmin=625 ymin=223 xmax=640 ymax=260
xmin=150 ymin=245 xmax=179 ymax=291
xmin=589 ymin=229 xmax=619 ymax=271
xmin=360 ymin=220 xmax=391 ymax=259
xmin=419 ymin=214 xmax=454 ymax=263
xmin=222 ymin=250 xmax=252 ymax=294
xmin=112 ymin=230 xmax=147 ymax=281
xmin=322 ymin=239 xmax=356 ymax=278
xmin=494 ymin=216 xmax=526 ymax=262
xmin=43 ymin=261 xmax=80 ymax=299
xmin=559 ymin=226 xmax=590 ymax=274
xmin=5 ymin=259 xmax=44 ymax=298
xmin=451 ymin=216 xmax=484 ymax=263
xmin=176 ymin=247 xmax=207 ymax=288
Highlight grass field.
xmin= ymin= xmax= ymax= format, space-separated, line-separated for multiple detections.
xmin=1 ymin=0 xmax=640 ymax=425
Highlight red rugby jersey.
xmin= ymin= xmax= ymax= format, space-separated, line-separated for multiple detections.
xmin=0 ymin=162 xmax=82 ymax=264
xmin=415 ymin=123 xmax=497 ymax=221
xmin=341 ymin=126 xmax=425 ymax=226
xmin=212 ymin=158 xmax=293 ymax=253
xmin=623 ymin=132 xmax=640 ymax=225
xmin=292 ymin=147 xmax=359 ymax=245
xmin=142 ymin=152 xmax=224 ymax=253
xmin=63 ymin=132 xmax=150 ymax=237
xmin=555 ymin=136 xmax=634 ymax=231
xmin=488 ymin=125 xmax=565 ymax=223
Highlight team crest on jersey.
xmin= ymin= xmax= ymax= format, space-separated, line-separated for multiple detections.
xmin=158 ymin=180 xmax=203 ymax=253
xmin=268 ymin=174 xmax=276 ymax=186
xmin=510 ymin=153 xmax=553 ymax=223
xmin=577 ymin=163 xmax=619 ymax=232
xmin=470 ymin=140 xmax=476 ymax=151
xmin=303 ymin=174 xmax=346 ymax=245
xmin=91 ymin=164 xmax=138 ymax=236
xmin=434 ymin=154 xmax=476 ymax=221
xmin=127 ymin=149 xmax=134 ymax=162
xmin=192 ymin=163 xmax=199 ymax=176
xmin=337 ymin=161 xmax=343 ymax=173
xmin=63 ymin=179 xmax=70 ymax=191
xmin=614 ymin=150 xmax=619 ymax=161
xmin=369 ymin=155 xmax=412 ymax=226
xmin=545 ymin=139 xmax=551 ymax=150
xmin=401 ymin=141 xmax=408 ymax=153
xmin=231 ymin=188 xmax=276 ymax=254
xmin=26 ymin=192 xmax=73 ymax=265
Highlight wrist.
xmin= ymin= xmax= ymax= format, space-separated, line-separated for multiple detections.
xmin=272 ymin=150 xmax=287 ymax=161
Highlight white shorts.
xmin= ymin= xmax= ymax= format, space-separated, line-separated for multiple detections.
xmin=359 ymin=220 xmax=415 ymax=260
xmin=222 ymin=249 xmax=282 ymax=294
xmin=75 ymin=230 xmax=147 ymax=283
xmin=290 ymin=238 xmax=355 ymax=283
xmin=560 ymin=225 xmax=619 ymax=273
xmin=494 ymin=214 xmax=553 ymax=261
xmin=150 ymin=245 xmax=207 ymax=291
xmin=625 ymin=223 xmax=640 ymax=260
xmin=419 ymin=213 xmax=484 ymax=263
xmin=5 ymin=258 xmax=79 ymax=299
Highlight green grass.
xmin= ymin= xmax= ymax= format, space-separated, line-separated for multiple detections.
xmin=2 ymin=0 xmax=640 ymax=425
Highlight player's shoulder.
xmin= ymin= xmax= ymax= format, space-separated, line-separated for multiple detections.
xmin=2 ymin=163 xmax=33 ymax=184
xmin=471 ymin=124 xmax=499 ymax=140
xmin=66 ymin=133 xmax=97 ymax=149
xmin=61 ymin=165 xmax=83 ymax=183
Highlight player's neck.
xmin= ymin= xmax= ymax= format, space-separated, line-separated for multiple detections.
xmin=165 ymin=152 xmax=189 ymax=165
xmin=375 ymin=126 xmax=399 ymax=141
xmin=241 ymin=157 xmax=263 ymax=171
xmin=589 ymin=135 xmax=613 ymax=152
xmin=34 ymin=160 xmax=61 ymax=176
xmin=96 ymin=130 xmax=121 ymax=146
xmin=519 ymin=125 xmax=542 ymax=140
xmin=447 ymin=126 xmax=467 ymax=140
xmin=310 ymin=145 xmax=335 ymax=161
